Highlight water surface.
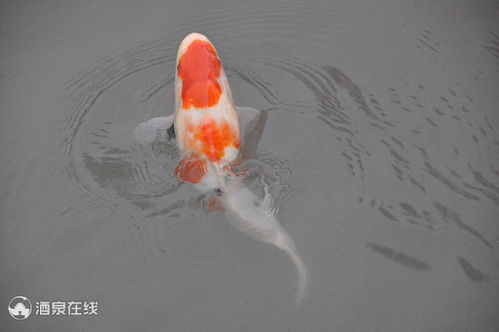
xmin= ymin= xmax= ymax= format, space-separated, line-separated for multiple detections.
xmin=1 ymin=0 xmax=499 ymax=331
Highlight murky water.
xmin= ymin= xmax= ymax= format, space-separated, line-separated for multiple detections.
xmin=1 ymin=0 xmax=499 ymax=331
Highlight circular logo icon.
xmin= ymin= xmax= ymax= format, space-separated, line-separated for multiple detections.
xmin=8 ymin=296 xmax=32 ymax=320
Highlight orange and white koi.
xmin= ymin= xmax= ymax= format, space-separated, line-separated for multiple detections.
xmin=135 ymin=33 xmax=307 ymax=304
xmin=173 ymin=33 xmax=240 ymax=192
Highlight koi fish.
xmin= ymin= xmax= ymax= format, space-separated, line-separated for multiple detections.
xmin=134 ymin=33 xmax=307 ymax=304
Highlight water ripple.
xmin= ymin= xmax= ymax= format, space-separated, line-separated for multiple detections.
xmin=368 ymin=243 xmax=431 ymax=272
xmin=60 ymin=4 xmax=499 ymax=264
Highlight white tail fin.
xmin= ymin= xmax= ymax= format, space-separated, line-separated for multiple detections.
xmin=221 ymin=181 xmax=307 ymax=305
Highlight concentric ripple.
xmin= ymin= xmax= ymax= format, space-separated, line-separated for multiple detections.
xmin=62 ymin=1 xmax=499 ymax=271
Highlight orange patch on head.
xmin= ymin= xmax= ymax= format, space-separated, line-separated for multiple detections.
xmin=184 ymin=115 xmax=239 ymax=162
xmin=178 ymin=40 xmax=222 ymax=109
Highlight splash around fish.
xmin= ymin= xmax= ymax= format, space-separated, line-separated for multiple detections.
xmin=134 ymin=32 xmax=307 ymax=305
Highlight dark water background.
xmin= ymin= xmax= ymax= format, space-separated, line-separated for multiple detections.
xmin=1 ymin=0 xmax=499 ymax=331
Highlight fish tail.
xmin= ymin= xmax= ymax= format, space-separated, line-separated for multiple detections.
xmin=222 ymin=180 xmax=308 ymax=305
xmin=276 ymin=235 xmax=308 ymax=306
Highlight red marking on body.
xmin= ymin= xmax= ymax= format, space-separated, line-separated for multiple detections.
xmin=175 ymin=155 xmax=207 ymax=184
xmin=178 ymin=40 xmax=222 ymax=109
xmin=184 ymin=115 xmax=239 ymax=162
xmin=205 ymin=196 xmax=226 ymax=212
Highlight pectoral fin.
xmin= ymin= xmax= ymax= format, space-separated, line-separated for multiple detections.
xmin=235 ymin=107 xmax=268 ymax=159
xmin=134 ymin=115 xmax=175 ymax=145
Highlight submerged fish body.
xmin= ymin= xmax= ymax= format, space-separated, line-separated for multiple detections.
xmin=221 ymin=181 xmax=308 ymax=304
xmin=135 ymin=32 xmax=307 ymax=304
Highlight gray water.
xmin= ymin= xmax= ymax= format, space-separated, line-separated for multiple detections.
xmin=1 ymin=0 xmax=499 ymax=331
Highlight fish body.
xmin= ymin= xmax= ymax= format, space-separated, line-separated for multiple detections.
xmin=174 ymin=33 xmax=240 ymax=192
xmin=135 ymin=33 xmax=307 ymax=304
